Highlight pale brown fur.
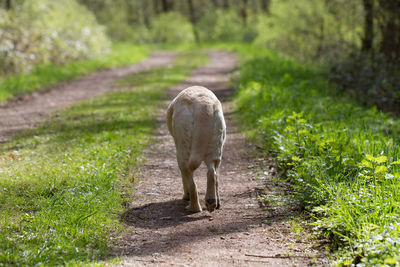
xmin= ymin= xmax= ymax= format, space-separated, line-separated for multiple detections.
xmin=167 ymin=86 xmax=226 ymax=212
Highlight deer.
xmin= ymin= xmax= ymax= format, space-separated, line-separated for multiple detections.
xmin=166 ymin=86 xmax=226 ymax=212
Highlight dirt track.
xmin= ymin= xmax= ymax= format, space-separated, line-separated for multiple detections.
xmin=115 ymin=51 xmax=327 ymax=266
xmin=0 ymin=50 xmax=327 ymax=266
xmin=0 ymin=52 xmax=176 ymax=142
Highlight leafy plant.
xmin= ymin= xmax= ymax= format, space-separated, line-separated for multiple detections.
xmin=197 ymin=9 xmax=254 ymax=43
xmin=0 ymin=0 xmax=110 ymax=75
xmin=226 ymin=43 xmax=400 ymax=264
xmin=330 ymin=52 xmax=400 ymax=114
xmin=253 ymin=0 xmax=364 ymax=65
xmin=150 ymin=12 xmax=194 ymax=44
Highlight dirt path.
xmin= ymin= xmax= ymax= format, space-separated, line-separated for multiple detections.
xmin=0 ymin=52 xmax=176 ymax=142
xmin=116 ymin=51 xmax=327 ymax=266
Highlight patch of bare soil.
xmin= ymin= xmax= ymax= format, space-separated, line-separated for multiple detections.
xmin=0 ymin=52 xmax=176 ymax=142
xmin=115 ymin=51 xmax=328 ymax=266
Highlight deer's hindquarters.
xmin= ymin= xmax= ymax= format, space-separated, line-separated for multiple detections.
xmin=167 ymin=86 xmax=226 ymax=212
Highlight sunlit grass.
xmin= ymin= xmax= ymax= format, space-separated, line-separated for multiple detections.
xmin=220 ymin=43 xmax=400 ymax=265
xmin=0 ymin=43 xmax=149 ymax=104
xmin=0 ymin=50 xmax=208 ymax=266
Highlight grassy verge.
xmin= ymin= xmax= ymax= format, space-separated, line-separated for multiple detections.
xmin=0 ymin=43 xmax=149 ymax=104
xmin=217 ymin=43 xmax=400 ymax=265
xmin=0 ymin=50 xmax=208 ymax=266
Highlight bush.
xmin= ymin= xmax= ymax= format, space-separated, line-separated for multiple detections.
xmin=0 ymin=0 xmax=110 ymax=75
xmin=330 ymin=53 xmax=400 ymax=114
xmin=77 ymin=0 xmax=149 ymax=43
xmin=212 ymin=10 xmax=245 ymax=42
xmin=150 ymin=12 xmax=194 ymax=44
xmin=253 ymin=0 xmax=363 ymax=64
xmin=197 ymin=9 xmax=251 ymax=43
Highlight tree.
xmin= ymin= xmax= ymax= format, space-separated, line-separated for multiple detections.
xmin=260 ymin=0 xmax=271 ymax=13
xmin=188 ymin=0 xmax=199 ymax=43
xmin=240 ymin=0 xmax=248 ymax=26
xmin=222 ymin=0 xmax=229 ymax=9
xmin=161 ymin=0 xmax=174 ymax=12
xmin=153 ymin=0 xmax=160 ymax=14
xmin=211 ymin=0 xmax=219 ymax=8
xmin=6 ymin=0 xmax=11 ymax=9
xmin=362 ymin=0 xmax=374 ymax=52
xmin=377 ymin=0 xmax=400 ymax=60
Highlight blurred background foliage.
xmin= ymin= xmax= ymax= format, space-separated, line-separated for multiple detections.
xmin=0 ymin=0 xmax=110 ymax=74
xmin=0 ymin=0 xmax=399 ymax=112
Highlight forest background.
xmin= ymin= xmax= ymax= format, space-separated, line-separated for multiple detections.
xmin=1 ymin=0 xmax=399 ymax=111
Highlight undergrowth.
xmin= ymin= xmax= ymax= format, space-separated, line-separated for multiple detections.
xmin=224 ymin=43 xmax=400 ymax=265
xmin=0 ymin=43 xmax=149 ymax=104
xmin=0 ymin=50 xmax=208 ymax=265
xmin=0 ymin=0 xmax=110 ymax=75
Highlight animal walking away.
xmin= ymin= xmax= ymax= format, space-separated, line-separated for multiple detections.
xmin=166 ymin=86 xmax=226 ymax=212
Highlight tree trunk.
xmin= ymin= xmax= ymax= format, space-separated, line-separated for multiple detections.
xmin=240 ymin=0 xmax=248 ymax=26
xmin=222 ymin=0 xmax=229 ymax=9
xmin=316 ymin=21 xmax=325 ymax=59
xmin=211 ymin=0 xmax=219 ymax=8
xmin=188 ymin=0 xmax=199 ymax=43
xmin=377 ymin=0 xmax=400 ymax=60
xmin=6 ymin=0 xmax=11 ymax=10
xmin=362 ymin=0 xmax=374 ymax=52
xmin=161 ymin=0 xmax=169 ymax=12
xmin=153 ymin=0 xmax=160 ymax=15
xmin=142 ymin=1 xmax=151 ymax=29
xmin=260 ymin=0 xmax=271 ymax=13
xmin=168 ymin=0 xmax=174 ymax=11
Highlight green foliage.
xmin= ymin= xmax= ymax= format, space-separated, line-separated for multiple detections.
xmin=78 ymin=0 xmax=147 ymax=42
xmin=228 ymin=43 xmax=400 ymax=264
xmin=253 ymin=0 xmax=363 ymax=64
xmin=0 ymin=50 xmax=208 ymax=265
xmin=250 ymin=0 xmax=399 ymax=112
xmin=0 ymin=0 xmax=110 ymax=74
xmin=330 ymin=53 xmax=400 ymax=113
xmin=197 ymin=9 xmax=255 ymax=43
xmin=150 ymin=12 xmax=194 ymax=44
xmin=0 ymin=44 xmax=149 ymax=104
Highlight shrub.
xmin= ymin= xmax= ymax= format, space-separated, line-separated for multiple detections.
xmin=212 ymin=10 xmax=245 ymax=42
xmin=330 ymin=53 xmax=400 ymax=114
xmin=197 ymin=9 xmax=249 ymax=43
xmin=0 ymin=0 xmax=110 ymax=75
xmin=253 ymin=0 xmax=363 ymax=64
xmin=150 ymin=12 xmax=194 ymax=44
xmin=77 ymin=0 xmax=149 ymax=43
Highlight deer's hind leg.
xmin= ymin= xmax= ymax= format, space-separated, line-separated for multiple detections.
xmin=180 ymin=169 xmax=190 ymax=201
xmin=179 ymin=163 xmax=202 ymax=212
xmin=215 ymin=160 xmax=221 ymax=209
xmin=205 ymin=160 xmax=220 ymax=212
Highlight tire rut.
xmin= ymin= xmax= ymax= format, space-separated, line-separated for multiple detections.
xmin=0 ymin=52 xmax=177 ymax=142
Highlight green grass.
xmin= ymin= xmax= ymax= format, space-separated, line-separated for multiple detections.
xmin=0 ymin=50 xmax=208 ymax=266
xmin=216 ymin=43 xmax=400 ymax=265
xmin=0 ymin=43 xmax=149 ymax=104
